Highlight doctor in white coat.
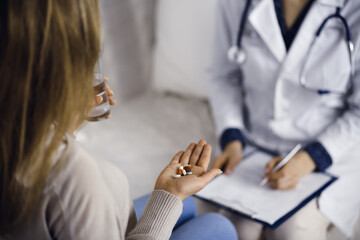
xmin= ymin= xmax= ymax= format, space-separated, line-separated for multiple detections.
xmin=209 ymin=0 xmax=360 ymax=239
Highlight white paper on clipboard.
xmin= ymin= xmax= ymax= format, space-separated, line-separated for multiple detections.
xmin=196 ymin=150 xmax=334 ymax=226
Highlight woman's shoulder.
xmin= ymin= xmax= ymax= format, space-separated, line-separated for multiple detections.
xmin=8 ymin=135 xmax=132 ymax=240
xmin=46 ymin=135 xmax=129 ymax=199
xmin=41 ymin=135 xmax=132 ymax=239
xmin=45 ymin=137 xmax=103 ymax=192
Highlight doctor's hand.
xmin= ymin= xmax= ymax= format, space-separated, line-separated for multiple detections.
xmin=211 ymin=140 xmax=243 ymax=176
xmin=154 ymin=140 xmax=223 ymax=201
xmin=265 ymin=151 xmax=316 ymax=190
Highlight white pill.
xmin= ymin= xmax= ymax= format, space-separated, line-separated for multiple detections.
xmin=182 ymin=169 xmax=187 ymax=176
xmin=173 ymin=174 xmax=181 ymax=179
xmin=187 ymin=172 xmax=192 ymax=175
xmin=179 ymin=166 xmax=184 ymax=170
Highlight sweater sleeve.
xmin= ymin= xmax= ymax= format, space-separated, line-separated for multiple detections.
xmin=49 ymin=144 xmax=182 ymax=240
xmin=126 ymin=190 xmax=183 ymax=240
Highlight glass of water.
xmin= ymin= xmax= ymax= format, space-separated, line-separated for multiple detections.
xmin=88 ymin=59 xmax=111 ymax=121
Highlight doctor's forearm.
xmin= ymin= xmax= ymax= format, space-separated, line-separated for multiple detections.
xmin=292 ymin=142 xmax=332 ymax=176
xmin=293 ymin=151 xmax=316 ymax=176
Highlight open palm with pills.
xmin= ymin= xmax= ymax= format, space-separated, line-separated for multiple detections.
xmin=155 ymin=140 xmax=223 ymax=201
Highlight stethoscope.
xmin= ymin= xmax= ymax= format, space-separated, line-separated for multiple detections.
xmin=228 ymin=0 xmax=355 ymax=95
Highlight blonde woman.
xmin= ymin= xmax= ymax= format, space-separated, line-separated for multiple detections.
xmin=0 ymin=1 xmax=237 ymax=239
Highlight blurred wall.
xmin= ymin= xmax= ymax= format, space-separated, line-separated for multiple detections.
xmin=130 ymin=0 xmax=156 ymax=83
xmin=99 ymin=0 xmax=156 ymax=101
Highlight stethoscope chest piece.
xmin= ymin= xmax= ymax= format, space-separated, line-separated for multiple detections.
xmin=228 ymin=45 xmax=247 ymax=65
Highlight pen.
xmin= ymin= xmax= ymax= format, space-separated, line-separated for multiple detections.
xmin=260 ymin=144 xmax=303 ymax=186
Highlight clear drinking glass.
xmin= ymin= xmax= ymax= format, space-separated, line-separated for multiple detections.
xmin=88 ymin=59 xmax=111 ymax=121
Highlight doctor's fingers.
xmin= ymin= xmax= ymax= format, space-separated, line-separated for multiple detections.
xmin=265 ymin=157 xmax=283 ymax=175
xmin=267 ymin=165 xmax=296 ymax=181
xmin=224 ymin=156 xmax=242 ymax=176
xmin=268 ymin=176 xmax=299 ymax=190
xmin=180 ymin=143 xmax=197 ymax=165
xmin=189 ymin=140 xmax=207 ymax=165
xmin=268 ymin=166 xmax=299 ymax=184
xmin=211 ymin=154 xmax=228 ymax=170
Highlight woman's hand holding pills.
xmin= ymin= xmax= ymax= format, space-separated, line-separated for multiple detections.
xmin=154 ymin=140 xmax=223 ymax=201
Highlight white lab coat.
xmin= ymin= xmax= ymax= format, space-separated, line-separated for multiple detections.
xmin=209 ymin=0 xmax=360 ymax=237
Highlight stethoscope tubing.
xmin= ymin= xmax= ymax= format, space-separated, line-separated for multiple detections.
xmin=228 ymin=1 xmax=354 ymax=95
xmin=228 ymin=0 xmax=253 ymax=65
xmin=300 ymin=7 xmax=354 ymax=94
xmin=236 ymin=0 xmax=253 ymax=48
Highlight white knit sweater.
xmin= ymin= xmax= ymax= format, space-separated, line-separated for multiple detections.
xmin=1 ymin=136 xmax=182 ymax=240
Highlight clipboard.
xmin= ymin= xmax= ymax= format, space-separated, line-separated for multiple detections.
xmin=195 ymin=149 xmax=337 ymax=228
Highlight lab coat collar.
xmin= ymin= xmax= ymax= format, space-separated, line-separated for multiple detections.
xmin=279 ymin=1 xmax=336 ymax=82
xmin=248 ymin=0 xmax=286 ymax=62
xmin=317 ymin=0 xmax=346 ymax=7
xmin=247 ymin=0 xmax=346 ymax=63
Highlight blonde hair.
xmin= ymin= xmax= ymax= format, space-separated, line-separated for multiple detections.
xmin=0 ymin=0 xmax=100 ymax=232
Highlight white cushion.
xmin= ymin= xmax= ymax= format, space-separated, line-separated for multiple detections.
xmin=152 ymin=0 xmax=217 ymax=99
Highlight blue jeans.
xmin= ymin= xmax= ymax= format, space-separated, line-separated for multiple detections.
xmin=134 ymin=195 xmax=238 ymax=240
